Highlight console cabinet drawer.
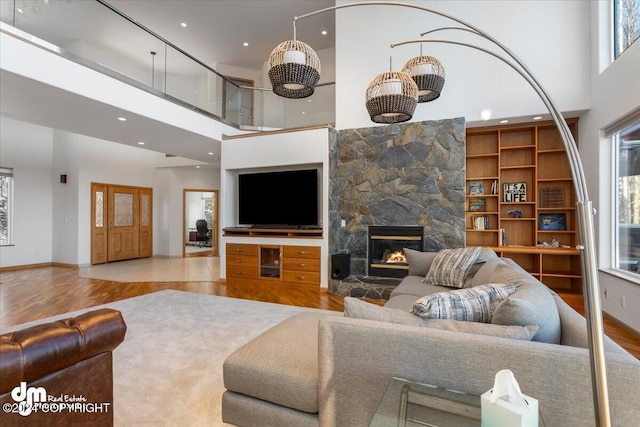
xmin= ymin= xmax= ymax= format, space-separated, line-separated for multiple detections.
xmin=227 ymin=244 xmax=258 ymax=256
xmin=227 ymin=266 xmax=257 ymax=279
xmin=283 ymin=246 xmax=320 ymax=260
xmin=283 ymin=258 xmax=320 ymax=272
xmin=227 ymin=255 xmax=257 ymax=268
xmin=282 ymin=271 xmax=320 ymax=285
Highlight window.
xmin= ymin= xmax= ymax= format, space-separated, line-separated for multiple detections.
xmin=614 ymin=121 xmax=640 ymax=275
xmin=0 ymin=167 xmax=14 ymax=246
xmin=614 ymin=0 xmax=640 ymax=58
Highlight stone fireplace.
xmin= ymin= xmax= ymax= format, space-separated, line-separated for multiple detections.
xmin=368 ymin=226 xmax=424 ymax=278
xmin=328 ymin=118 xmax=466 ymax=281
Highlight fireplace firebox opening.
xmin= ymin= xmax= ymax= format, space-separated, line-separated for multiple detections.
xmin=368 ymin=226 xmax=424 ymax=278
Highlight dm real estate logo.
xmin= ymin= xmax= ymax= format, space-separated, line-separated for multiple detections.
xmin=3 ymin=382 xmax=111 ymax=417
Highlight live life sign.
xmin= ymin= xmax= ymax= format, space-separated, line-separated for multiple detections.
xmin=503 ymin=182 xmax=527 ymax=203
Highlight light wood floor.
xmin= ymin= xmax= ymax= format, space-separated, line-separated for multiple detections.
xmin=1 ymin=263 xmax=638 ymax=359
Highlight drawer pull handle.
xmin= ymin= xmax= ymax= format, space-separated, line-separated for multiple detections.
xmin=296 ymin=251 xmax=307 ymax=254
xmin=297 ymin=263 xmax=307 ymax=267
xmin=296 ymin=276 xmax=307 ymax=280
xmin=236 ymin=271 xmax=246 ymax=275
xmin=236 ymin=259 xmax=245 ymax=263
xmin=235 ymin=248 xmax=245 ymax=252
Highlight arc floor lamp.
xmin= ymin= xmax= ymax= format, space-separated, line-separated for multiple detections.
xmin=266 ymin=2 xmax=610 ymax=426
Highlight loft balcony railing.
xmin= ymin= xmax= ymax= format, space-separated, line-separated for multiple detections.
xmin=0 ymin=0 xmax=335 ymax=131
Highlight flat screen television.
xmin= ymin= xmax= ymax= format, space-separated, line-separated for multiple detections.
xmin=238 ymin=169 xmax=318 ymax=227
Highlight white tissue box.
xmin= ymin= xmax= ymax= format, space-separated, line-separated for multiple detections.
xmin=481 ymin=390 xmax=539 ymax=427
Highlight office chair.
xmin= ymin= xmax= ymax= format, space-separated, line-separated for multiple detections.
xmin=195 ymin=219 xmax=210 ymax=247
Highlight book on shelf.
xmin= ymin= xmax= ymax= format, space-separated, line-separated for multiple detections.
xmin=469 ymin=180 xmax=484 ymax=195
xmin=499 ymin=228 xmax=507 ymax=246
xmin=490 ymin=179 xmax=499 ymax=195
xmin=503 ymin=182 xmax=527 ymax=202
xmin=472 ymin=215 xmax=489 ymax=230
xmin=469 ymin=198 xmax=486 ymax=212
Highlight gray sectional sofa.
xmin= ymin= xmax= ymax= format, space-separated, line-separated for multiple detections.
xmin=222 ymin=248 xmax=640 ymax=426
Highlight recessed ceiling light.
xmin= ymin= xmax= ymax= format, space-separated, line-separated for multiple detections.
xmin=480 ymin=109 xmax=492 ymax=121
xmin=16 ymin=7 xmax=24 ymax=13
xmin=321 ymin=30 xmax=327 ymax=35
xmin=138 ymin=141 xmax=145 ymax=145
xmin=180 ymin=22 xmax=187 ymax=27
xmin=208 ymin=152 xmax=214 ymax=155
xmin=117 ymin=117 xmax=127 ymax=121
xmin=533 ymin=116 xmax=542 ymax=120
xmin=243 ymin=42 xmax=249 ymax=47
xmin=196 ymin=165 xmax=201 ymax=169
xmin=302 ymin=111 xmax=306 ymax=115
xmin=500 ymin=120 xmax=509 ymax=124
xmin=308 ymin=100 xmax=312 ymax=103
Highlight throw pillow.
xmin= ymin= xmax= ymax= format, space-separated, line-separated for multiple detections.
xmin=343 ymin=297 xmax=538 ymax=341
xmin=423 ymin=247 xmax=482 ymax=288
xmin=404 ymin=248 xmax=438 ymax=276
xmin=411 ymin=283 xmax=517 ymax=323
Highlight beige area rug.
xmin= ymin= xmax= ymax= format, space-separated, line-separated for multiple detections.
xmin=79 ymin=257 xmax=220 ymax=282
xmin=3 ymin=291 xmax=333 ymax=426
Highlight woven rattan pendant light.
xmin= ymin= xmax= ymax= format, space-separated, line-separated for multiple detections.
xmin=267 ymin=40 xmax=321 ymax=99
xmin=402 ymin=45 xmax=445 ymax=103
xmin=365 ymin=58 xmax=418 ymax=123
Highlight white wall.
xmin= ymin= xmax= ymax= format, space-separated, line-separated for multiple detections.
xmin=0 ymin=118 xmax=54 ymax=267
xmin=220 ymin=127 xmax=330 ymax=286
xmin=334 ymin=0 xmax=591 ymax=129
xmin=579 ymin=2 xmax=640 ymax=331
xmin=52 ymin=130 xmax=80 ymax=265
xmin=157 ymin=167 xmax=220 ymax=258
xmin=0 ymin=118 xmax=220 ymax=267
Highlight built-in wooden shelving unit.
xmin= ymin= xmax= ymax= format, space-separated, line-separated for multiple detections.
xmin=465 ymin=119 xmax=582 ymax=293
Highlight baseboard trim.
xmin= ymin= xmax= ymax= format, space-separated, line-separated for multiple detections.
xmin=0 ymin=262 xmax=78 ymax=272
xmin=603 ymin=311 xmax=640 ymax=340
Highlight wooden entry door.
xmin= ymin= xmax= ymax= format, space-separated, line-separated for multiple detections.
xmin=91 ymin=183 xmax=152 ymax=264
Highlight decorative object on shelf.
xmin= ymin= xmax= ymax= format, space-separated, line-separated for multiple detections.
xmin=539 ymin=187 xmax=566 ymax=208
xmin=365 ymin=65 xmax=419 ymax=123
xmin=469 ymin=198 xmax=486 ymax=212
xmin=267 ymin=40 xmax=320 ymax=99
xmin=469 ymin=180 xmax=485 ymax=195
xmin=268 ymin=4 xmax=609 ymax=424
xmin=539 ymin=213 xmax=567 ymax=231
xmin=507 ymin=210 xmax=523 ymax=218
xmin=503 ymin=182 xmax=527 ymax=203
xmin=401 ymin=45 xmax=445 ymax=102
xmin=538 ymin=236 xmax=561 ymax=248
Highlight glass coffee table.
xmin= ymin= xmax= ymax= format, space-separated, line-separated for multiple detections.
xmin=369 ymin=377 xmax=481 ymax=427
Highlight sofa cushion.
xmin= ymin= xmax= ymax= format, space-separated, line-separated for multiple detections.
xmin=423 ymin=247 xmax=482 ymax=288
xmin=389 ymin=275 xmax=451 ymax=299
xmin=411 ymin=283 xmax=517 ymax=322
xmin=223 ymin=312 xmax=336 ymax=414
xmin=385 ymin=294 xmax=426 ymax=311
xmin=404 ymin=248 xmax=438 ymax=276
xmin=344 ymin=297 xmax=538 ymax=340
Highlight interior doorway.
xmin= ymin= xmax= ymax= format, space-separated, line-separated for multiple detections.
xmin=183 ymin=189 xmax=218 ymax=257
xmin=91 ymin=183 xmax=153 ymax=265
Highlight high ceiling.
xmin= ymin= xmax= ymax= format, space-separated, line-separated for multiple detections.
xmin=104 ymin=0 xmax=336 ymax=71
xmin=0 ymin=1 xmax=335 ymax=164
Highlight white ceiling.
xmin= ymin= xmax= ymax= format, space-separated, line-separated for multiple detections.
xmin=0 ymin=1 xmax=335 ymax=164
xmin=105 ymin=0 xmax=335 ymax=71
